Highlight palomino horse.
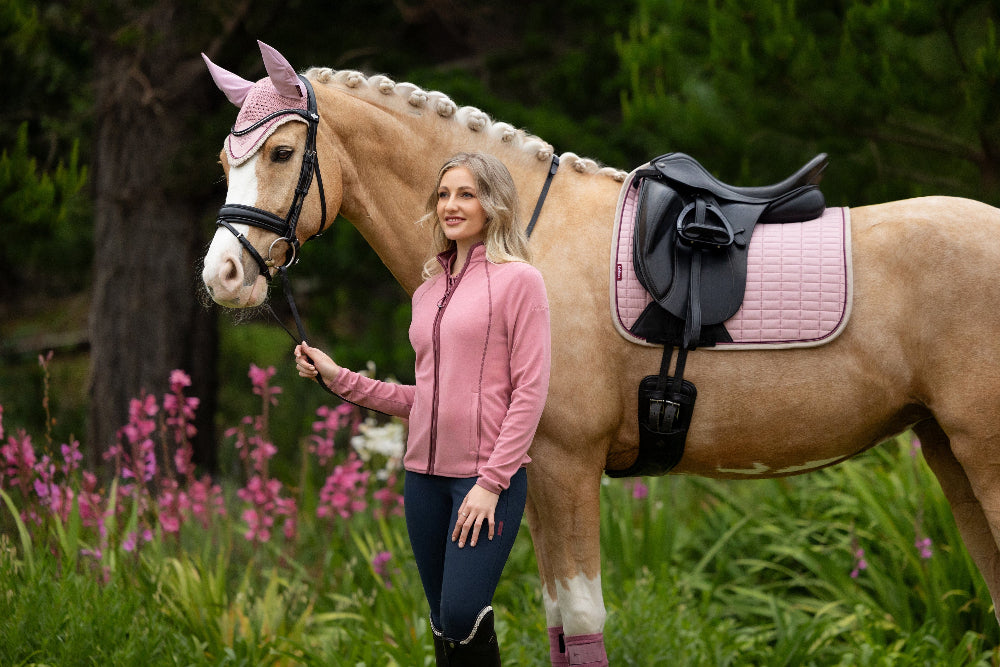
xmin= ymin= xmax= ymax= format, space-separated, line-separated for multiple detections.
xmin=201 ymin=43 xmax=1000 ymax=664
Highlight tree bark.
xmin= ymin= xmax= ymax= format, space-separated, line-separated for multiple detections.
xmin=87 ymin=8 xmax=219 ymax=469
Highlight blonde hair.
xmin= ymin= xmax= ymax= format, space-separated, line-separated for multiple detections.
xmin=419 ymin=152 xmax=532 ymax=279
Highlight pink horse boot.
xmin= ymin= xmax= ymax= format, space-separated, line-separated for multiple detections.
xmin=548 ymin=627 xmax=569 ymax=666
xmin=564 ymin=632 xmax=608 ymax=666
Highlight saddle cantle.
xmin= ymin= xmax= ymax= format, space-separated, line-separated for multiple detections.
xmin=607 ymin=152 xmax=829 ymax=479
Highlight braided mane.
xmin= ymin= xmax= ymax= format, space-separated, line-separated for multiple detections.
xmin=305 ymin=67 xmax=627 ymax=182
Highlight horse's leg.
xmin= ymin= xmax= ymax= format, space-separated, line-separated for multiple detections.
xmin=527 ymin=451 xmax=609 ymax=666
xmin=914 ymin=419 xmax=1000 ymax=619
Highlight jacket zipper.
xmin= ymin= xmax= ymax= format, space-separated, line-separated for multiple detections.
xmin=428 ymin=260 xmax=467 ymax=475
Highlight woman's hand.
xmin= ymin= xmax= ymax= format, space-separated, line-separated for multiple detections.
xmin=452 ymin=484 xmax=500 ymax=548
xmin=294 ymin=343 xmax=342 ymax=381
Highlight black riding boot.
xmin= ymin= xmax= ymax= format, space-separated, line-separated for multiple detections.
xmin=450 ymin=607 xmax=502 ymax=667
xmin=431 ymin=620 xmax=450 ymax=666
xmin=434 ymin=607 xmax=502 ymax=667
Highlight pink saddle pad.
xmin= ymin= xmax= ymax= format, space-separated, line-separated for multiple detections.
xmin=611 ymin=169 xmax=853 ymax=349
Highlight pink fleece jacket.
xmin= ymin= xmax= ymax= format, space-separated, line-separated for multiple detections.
xmin=329 ymin=244 xmax=551 ymax=493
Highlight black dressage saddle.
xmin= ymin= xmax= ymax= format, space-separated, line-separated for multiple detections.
xmin=606 ymin=152 xmax=828 ymax=478
xmin=630 ymin=152 xmax=828 ymax=348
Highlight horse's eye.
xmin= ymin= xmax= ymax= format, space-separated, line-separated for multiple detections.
xmin=273 ymin=147 xmax=294 ymax=162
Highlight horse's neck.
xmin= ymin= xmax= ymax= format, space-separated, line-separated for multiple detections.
xmin=313 ymin=80 xmax=557 ymax=294
xmin=314 ymin=91 xmax=432 ymax=292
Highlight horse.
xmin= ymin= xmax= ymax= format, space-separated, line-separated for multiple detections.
xmin=200 ymin=42 xmax=1000 ymax=665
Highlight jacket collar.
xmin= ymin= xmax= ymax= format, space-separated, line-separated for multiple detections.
xmin=436 ymin=242 xmax=487 ymax=274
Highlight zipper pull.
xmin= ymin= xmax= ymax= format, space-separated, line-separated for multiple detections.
xmin=438 ymin=274 xmax=458 ymax=308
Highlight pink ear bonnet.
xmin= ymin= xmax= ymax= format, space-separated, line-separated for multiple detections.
xmin=202 ymin=41 xmax=308 ymax=166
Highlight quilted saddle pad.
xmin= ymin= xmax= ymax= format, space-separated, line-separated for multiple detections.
xmin=611 ymin=170 xmax=853 ymax=350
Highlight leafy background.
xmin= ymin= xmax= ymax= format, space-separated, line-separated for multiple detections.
xmin=2 ymin=1 xmax=1000 ymax=664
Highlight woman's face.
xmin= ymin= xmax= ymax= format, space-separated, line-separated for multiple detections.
xmin=437 ymin=166 xmax=487 ymax=248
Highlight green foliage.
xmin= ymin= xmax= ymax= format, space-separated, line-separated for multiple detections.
xmin=0 ymin=123 xmax=90 ymax=294
xmin=2 ymin=425 xmax=999 ymax=664
xmin=618 ymin=0 xmax=1000 ymax=205
xmin=600 ymin=435 xmax=998 ymax=664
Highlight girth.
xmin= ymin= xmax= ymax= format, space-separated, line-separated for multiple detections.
xmin=606 ymin=152 xmax=828 ymax=478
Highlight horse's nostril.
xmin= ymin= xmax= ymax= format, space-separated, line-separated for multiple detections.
xmin=223 ymin=258 xmax=239 ymax=283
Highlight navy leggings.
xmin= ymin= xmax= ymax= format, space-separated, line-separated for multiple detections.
xmin=404 ymin=467 xmax=527 ymax=641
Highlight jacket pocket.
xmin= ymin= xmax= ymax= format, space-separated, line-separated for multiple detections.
xmin=469 ymin=391 xmax=481 ymax=459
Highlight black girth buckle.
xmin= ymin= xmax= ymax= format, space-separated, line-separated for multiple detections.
xmin=647 ymin=396 xmax=680 ymax=432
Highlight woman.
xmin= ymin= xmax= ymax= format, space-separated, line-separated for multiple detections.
xmin=295 ymin=152 xmax=551 ymax=666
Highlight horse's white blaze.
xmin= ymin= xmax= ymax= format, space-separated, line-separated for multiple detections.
xmin=225 ymin=154 xmax=259 ymax=205
xmin=202 ymin=155 xmax=264 ymax=306
xmin=553 ymin=574 xmax=606 ymax=636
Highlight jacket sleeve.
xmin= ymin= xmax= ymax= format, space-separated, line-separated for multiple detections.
xmin=476 ymin=268 xmax=551 ymax=493
xmin=328 ymin=368 xmax=415 ymax=419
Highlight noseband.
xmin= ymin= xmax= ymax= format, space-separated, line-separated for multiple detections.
xmin=216 ymin=74 xmax=328 ymax=282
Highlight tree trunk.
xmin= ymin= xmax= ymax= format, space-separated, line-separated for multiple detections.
xmin=87 ymin=12 xmax=219 ymax=469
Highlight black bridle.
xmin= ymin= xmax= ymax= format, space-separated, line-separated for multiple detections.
xmin=216 ymin=74 xmax=328 ymax=284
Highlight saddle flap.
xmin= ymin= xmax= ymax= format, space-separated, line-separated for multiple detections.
xmin=633 ymin=177 xmax=751 ymax=325
xmin=633 ymin=177 xmax=684 ymax=299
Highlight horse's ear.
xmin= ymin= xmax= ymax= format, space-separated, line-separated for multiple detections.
xmin=202 ymin=53 xmax=253 ymax=108
xmin=257 ymin=40 xmax=303 ymax=99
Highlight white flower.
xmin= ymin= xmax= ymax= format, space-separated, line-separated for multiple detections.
xmin=351 ymin=418 xmax=405 ymax=474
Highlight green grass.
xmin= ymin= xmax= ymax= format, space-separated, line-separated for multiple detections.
xmin=1 ymin=435 xmax=998 ymax=666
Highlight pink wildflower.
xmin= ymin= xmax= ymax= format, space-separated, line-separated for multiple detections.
xmin=372 ymin=550 xmax=396 ymax=588
xmin=317 ymin=453 xmax=369 ymax=520
xmin=631 ymin=480 xmax=649 ymax=500
xmin=916 ymin=536 xmax=933 ymax=559
xmin=241 ymin=506 xmax=274 ymax=543
xmin=2 ymin=429 xmax=36 ymax=493
xmin=60 ymin=439 xmax=83 ymax=474
xmin=169 ymin=369 xmax=192 ymax=392
xmin=77 ymin=471 xmax=104 ymax=528
xmin=164 ymin=370 xmax=199 ymax=445
xmin=850 ymin=546 xmax=868 ymax=579
xmin=187 ymin=476 xmax=225 ymax=528
xmin=373 ymin=473 xmax=405 ymax=518
xmin=157 ymin=479 xmax=184 ymax=534
xmin=310 ymin=405 xmax=340 ymax=465
xmin=237 ymin=475 xmax=296 ymax=543
xmin=122 ymin=529 xmax=153 ymax=553
xmin=249 ymin=364 xmax=282 ymax=405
